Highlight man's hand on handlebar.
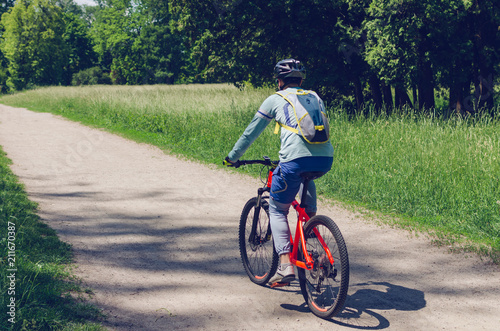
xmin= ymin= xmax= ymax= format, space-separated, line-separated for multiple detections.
xmin=224 ymin=156 xmax=241 ymax=168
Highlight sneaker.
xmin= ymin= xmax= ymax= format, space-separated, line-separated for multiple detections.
xmin=268 ymin=263 xmax=295 ymax=285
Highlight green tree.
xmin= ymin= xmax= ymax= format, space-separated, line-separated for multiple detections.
xmin=0 ymin=0 xmax=15 ymax=16
xmin=173 ymin=1 xmax=399 ymax=113
xmin=445 ymin=0 xmax=500 ymax=114
xmin=0 ymin=1 xmax=15 ymax=92
xmin=129 ymin=0 xmax=185 ymax=84
xmin=90 ymin=0 xmax=134 ymax=83
xmin=174 ymin=0 xmax=499 ymax=114
xmin=90 ymin=0 xmax=184 ymax=84
xmin=1 ymin=0 xmax=69 ymax=90
xmin=56 ymin=0 xmax=83 ymax=16
xmin=364 ymin=0 xmax=441 ymax=110
xmin=364 ymin=0 xmax=499 ymax=114
xmin=63 ymin=12 xmax=97 ymax=84
xmin=173 ymin=1 xmax=351 ymax=95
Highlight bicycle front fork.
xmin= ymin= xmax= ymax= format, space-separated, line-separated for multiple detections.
xmin=249 ymin=187 xmax=272 ymax=246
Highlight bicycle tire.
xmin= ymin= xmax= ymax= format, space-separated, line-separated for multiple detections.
xmin=298 ymin=215 xmax=349 ymax=319
xmin=238 ymin=197 xmax=279 ymax=285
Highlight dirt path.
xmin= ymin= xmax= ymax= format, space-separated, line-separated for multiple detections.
xmin=0 ymin=104 xmax=498 ymax=330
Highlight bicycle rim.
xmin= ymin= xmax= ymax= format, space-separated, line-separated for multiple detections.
xmin=298 ymin=215 xmax=349 ymax=319
xmin=238 ymin=197 xmax=278 ymax=285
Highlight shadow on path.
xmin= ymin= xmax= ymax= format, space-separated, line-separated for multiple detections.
xmin=279 ymin=281 xmax=425 ymax=329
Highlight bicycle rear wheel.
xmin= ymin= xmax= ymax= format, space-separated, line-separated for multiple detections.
xmin=298 ymin=215 xmax=349 ymax=319
xmin=239 ymin=197 xmax=278 ymax=285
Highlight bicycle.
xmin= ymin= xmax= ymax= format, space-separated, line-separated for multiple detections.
xmin=226 ymin=156 xmax=350 ymax=319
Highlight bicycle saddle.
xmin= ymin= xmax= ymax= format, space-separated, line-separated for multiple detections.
xmin=301 ymin=171 xmax=324 ymax=181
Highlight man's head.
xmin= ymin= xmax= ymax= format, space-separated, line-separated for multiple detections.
xmin=274 ymin=59 xmax=306 ymax=90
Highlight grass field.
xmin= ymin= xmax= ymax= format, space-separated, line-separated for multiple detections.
xmin=1 ymin=84 xmax=499 ymax=265
xmin=0 ymin=147 xmax=105 ymax=330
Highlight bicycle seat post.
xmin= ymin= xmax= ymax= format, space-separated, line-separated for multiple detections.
xmin=300 ymin=178 xmax=310 ymax=210
xmin=299 ymin=171 xmax=324 ymax=210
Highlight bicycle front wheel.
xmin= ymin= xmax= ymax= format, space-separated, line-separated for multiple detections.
xmin=298 ymin=215 xmax=349 ymax=319
xmin=239 ymin=197 xmax=278 ymax=285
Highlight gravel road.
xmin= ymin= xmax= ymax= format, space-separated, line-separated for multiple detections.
xmin=0 ymin=104 xmax=498 ymax=330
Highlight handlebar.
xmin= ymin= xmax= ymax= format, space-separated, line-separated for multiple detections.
xmin=223 ymin=156 xmax=278 ymax=168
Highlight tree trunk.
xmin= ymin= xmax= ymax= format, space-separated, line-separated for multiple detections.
xmin=352 ymin=75 xmax=364 ymax=113
xmin=368 ymin=73 xmax=383 ymax=115
xmin=394 ymin=86 xmax=412 ymax=109
xmin=381 ymin=81 xmax=393 ymax=114
xmin=415 ymin=24 xmax=435 ymax=111
xmin=413 ymin=88 xmax=418 ymax=110
xmin=476 ymin=68 xmax=495 ymax=111
xmin=417 ymin=60 xmax=435 ymax=111
xmin=472 ymin=6 xmax=496 ymax=112
xmin=449 ymin=82 xmax=462 ymax=116
xmin=471 ymin=36 xmax=494 ymax=112
xmin=449 ymin=80 xmax=471 ymax=116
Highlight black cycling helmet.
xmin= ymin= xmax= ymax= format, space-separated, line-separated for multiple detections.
xmin=274 ymin=58 xmax=306 ymax=80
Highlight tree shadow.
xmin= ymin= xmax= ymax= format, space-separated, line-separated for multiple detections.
xmin=20 ymin=170 xmax=430 ymax=330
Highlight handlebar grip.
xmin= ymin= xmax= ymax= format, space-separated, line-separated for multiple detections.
xmin=223 ymin=157 xmax=241 ymax=168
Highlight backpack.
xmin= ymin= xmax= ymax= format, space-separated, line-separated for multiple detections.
xmin=274 ymin=89 xmax=330 ymax=144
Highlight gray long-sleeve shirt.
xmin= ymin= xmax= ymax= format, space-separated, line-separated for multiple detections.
xmin=228 ymin=87 xmax=334 ymax=163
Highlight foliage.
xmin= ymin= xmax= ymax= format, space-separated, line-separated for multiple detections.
xmin=71 ymin=66 xmax=111 ymax=85
xmin=0 ymin=0 xmax=15 ymax=17
xmin=0 ymin=64 xmax=7 ymax=92
xmin=0 ymin=0 xmax=69 ymax=91
xmin=90 ymin=0 xmax=184 ymax=84
xmin=174 ymin=0 xmax=499 ymax=113
xmin=63 ymin=12 xmax=98 ymax=84
xmin=364 ymin=0 xmax=499 ymax=113
xmin=0 ymin=0 xmax=498 ymax=112
xmin=172 ymin=0 xmax=352 ymax=94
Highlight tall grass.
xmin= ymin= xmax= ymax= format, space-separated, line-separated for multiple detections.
xmin=1 ymin=85 xmax=499 ymax=262
xmin=322 ymin=110 xmax=500 ymax=256
xmin=0 ymin=147 xmax=104 ymax=330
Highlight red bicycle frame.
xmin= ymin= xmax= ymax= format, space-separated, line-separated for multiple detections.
xmin=265 ymin=168 xmax=335 ymax=270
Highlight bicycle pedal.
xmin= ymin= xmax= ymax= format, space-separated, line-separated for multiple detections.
xmin=270 ymin=281 xmax=290 ymax=288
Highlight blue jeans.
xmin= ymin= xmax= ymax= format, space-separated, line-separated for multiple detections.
xmin=268 ymin=156 xmax=333 ymax=255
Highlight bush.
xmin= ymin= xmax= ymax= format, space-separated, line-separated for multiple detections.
xmin=0 ymin=66 xmax=9 ymax=93
xmin=71 ymin=67 xmax=112 ymax=86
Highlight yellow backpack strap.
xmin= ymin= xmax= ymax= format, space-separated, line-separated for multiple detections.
xmin=274 ymin=122 xmax=280 ymax=134
xmin=274 ymin=91 xmax=286 ymax=135
xmin=274 ymin=121 xmax=299 ymax=134
xmin=274 ymin=90 xmax=301 ymax=135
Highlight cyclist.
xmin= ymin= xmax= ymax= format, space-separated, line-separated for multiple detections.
xmin=225 ymin=59 xmax=334 ymax=285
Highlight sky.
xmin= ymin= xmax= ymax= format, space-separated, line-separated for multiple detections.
xmin=73 ymin=0 xmax=97 ymax=6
